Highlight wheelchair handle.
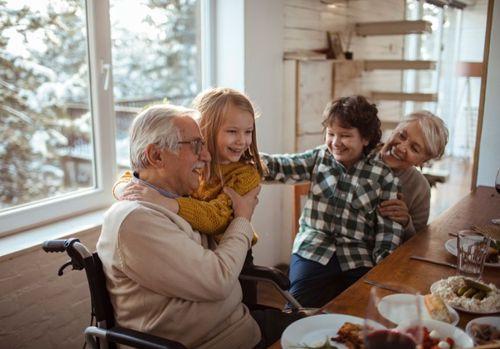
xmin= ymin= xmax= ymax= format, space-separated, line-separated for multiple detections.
xmin=43 ymin=239 xmax=73 ymax=253
xmin=43 ymin=238 xmax=92 ymax=259
xmin=43 ymin=238 xmax=93 ymax=275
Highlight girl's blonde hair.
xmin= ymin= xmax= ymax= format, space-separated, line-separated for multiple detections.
xmin=192 ymin=87 xmax=264 ymax=182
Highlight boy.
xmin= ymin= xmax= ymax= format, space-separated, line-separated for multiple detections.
xmin=262 ymin=95 xmax=403 ymax=308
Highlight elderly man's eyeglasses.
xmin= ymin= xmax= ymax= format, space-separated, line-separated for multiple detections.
xmin=177 ymin=138 xmax=206 ymax=155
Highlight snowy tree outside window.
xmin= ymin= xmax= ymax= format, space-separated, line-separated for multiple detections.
xmin=0 ymin=0 xmax=201 ymax=214
xmin=110 ymin=0 xmax=201 ymax=169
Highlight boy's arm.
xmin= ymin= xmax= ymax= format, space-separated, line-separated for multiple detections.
xmin=261 ymin=147 xmax=320 ymax=183
xmin=177 ymin=166 xmax=261 ymax=235
xmin=372 ymin=174 xmax=404 ymax=263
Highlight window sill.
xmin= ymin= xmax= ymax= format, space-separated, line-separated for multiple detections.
xmin=0 ymin=209 xmax=106 ymax=261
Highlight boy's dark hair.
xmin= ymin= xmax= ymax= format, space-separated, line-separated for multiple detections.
xmin=321 ymin=95 xmax=382 ymax=154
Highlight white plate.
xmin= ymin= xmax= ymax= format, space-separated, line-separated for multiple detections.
xmin=378 ymin=293 xmax=459 ymax=326
xmin=398 ymin=319 xmax=474 ymax=348
xmin=444 ymin=237 xmax=500 ymax=268
xmin=465 ymin=316 xmax=500 ymax=345
xmin=281 ymin=313 xmax=383 ymax=349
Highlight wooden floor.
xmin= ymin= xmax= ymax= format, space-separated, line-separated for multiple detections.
xmin=256 ymin=156 xmax=473 ymax=311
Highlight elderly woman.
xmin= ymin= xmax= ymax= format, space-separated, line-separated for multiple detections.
xmin=378 ymin=111 xmax=449 ymax=240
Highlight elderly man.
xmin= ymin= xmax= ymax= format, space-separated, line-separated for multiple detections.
xmin=97 ymin=104 xmax=297 ymax=349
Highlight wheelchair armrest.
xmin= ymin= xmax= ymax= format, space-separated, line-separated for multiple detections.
xmin=85 ymin=325 xmax=187 ymax=349
xmin=240 ymin=265 xmax=290 ymax=290
xmin=108 ymin=327 xmax=187 ymax=349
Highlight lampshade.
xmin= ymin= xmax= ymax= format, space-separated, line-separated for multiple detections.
xmin=456 ymin=62 xmax=483 ymax=77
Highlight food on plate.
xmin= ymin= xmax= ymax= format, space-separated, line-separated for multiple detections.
xmin=286 ymin=322 xmax=362 ymax=349
xmin=485 ymin=238 xmax=500 ymax=263
xmin=331 ymin=322 xmax=364 ymax=349
xmin=405 ymin=326 xmax=455 ymax=349
xmin=424 ymin=294 xmax=453 ymax=323
xmin=469 ymin=322 xmax=500 ymax=345
xmin=455 ymin=279 xmax=492 ymax=300
xmin=431 ymin=276 xmax=500 ymax=313
xmin=422 ymin=327 xmax=455 ymax=349
xmin=289 ymin=339 xmax=340 ymax=349
xmin=486 ymin=244 xmax=499 ymax=263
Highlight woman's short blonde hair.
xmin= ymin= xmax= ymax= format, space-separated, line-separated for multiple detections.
xmin=395 ymin=110 xmax=449 ymax=161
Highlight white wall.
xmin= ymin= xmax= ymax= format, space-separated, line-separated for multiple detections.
xmin=215 ymin=0 xmax=287 ymax=266
xmin=214 ymin=0 xmax=245 ymax=90
xmin=244 ymin=0 xmax=287 ymax=266
xmin=477 ymin=0 xmax=500 ymax=186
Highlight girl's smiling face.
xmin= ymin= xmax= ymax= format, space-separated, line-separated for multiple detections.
xmin=216 ymin=103 xmax=254 ymax=164
xmin=325 ymin=118 xmax=368 ymax=169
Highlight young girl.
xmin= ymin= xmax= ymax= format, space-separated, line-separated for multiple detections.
xmin=262 ymin=95 xmax=404 ymax=309
xmin=115 ymin=87 xmax=264 ymax=305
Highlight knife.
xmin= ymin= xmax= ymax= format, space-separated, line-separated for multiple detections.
xmin=410 ymin=255 xmax=457 ymax=269
xmin=363 ymin=279 xmax=407 ymax=293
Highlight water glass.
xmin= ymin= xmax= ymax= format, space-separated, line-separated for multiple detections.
xmin=456 ymin=231 xmax=491 ymax=279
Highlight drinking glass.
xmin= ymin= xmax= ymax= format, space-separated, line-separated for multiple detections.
xmin=456 ymin=230 xmax=491 ymax=279
xmin=364 ymin=285 xmax=423 ymax=349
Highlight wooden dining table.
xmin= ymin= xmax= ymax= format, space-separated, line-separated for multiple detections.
xmin=270 ymin=186 xmax=500 ymax=348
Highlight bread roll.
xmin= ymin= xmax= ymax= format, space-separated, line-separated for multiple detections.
xmin=424 ymin=294 xmax=453 ymax=323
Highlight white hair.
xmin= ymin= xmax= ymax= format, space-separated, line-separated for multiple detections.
xmin=129 ymin=104 xmax=199 ymax=171
xmin=395 ymin=110 xmax=449 ymax=160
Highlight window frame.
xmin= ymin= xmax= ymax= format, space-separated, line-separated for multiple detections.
xmin=0 ymin=0 xmax=211 ymax=237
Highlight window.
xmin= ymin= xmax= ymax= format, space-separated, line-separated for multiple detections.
xmin=110 ymin=0 xmax=202 ymax=170
xmin=404 ymin=0 xmax=443 ymax=115
xmin=0 ymin=0 xmax=209 ymax=236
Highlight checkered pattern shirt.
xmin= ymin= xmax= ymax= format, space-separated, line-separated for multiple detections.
xmin=262 ymin=145 xmax=403 ymax=271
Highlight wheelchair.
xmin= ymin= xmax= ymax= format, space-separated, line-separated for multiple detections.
xmin=43 ymin=238 xmax=302 ymax=349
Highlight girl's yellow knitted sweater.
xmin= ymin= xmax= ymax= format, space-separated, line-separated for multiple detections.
xmin=114 ymin=162 xmax=261 ymax=239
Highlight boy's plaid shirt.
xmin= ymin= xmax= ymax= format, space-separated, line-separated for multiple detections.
xmin=262 ymin=145 xmax=403 ymax=271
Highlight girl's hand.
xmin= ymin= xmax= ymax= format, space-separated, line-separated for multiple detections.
xmin=121 ymin=183 xmax=179 ymax=212
xmin=378 ymin=193 xmax=410 ymax=227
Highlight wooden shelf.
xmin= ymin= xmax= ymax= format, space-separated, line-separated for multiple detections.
xmin=355 ymin=20 xmax=432 ymax=36
xmin=371 ymin=92 xmax=438 ymax=102
xmin=284 ymin=51 xmax=326 ymax=61
xmin=364 ymin=60 xmax=436 ymax=71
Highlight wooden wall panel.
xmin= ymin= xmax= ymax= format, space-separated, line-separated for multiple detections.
xmin=285 ymin=28 xmax=327 ymax=51
xmin=284 ymin=0 xmax=407 ymax=127
xmin=297 ymin=61 xmax=333 ymax=135
xmin=284 ymin=1 xmax=347 ymax=51
xmin=283 ymin=0 xmax=411 ymax=149
xmin=297 ymin=133 xmax=325 ymax=152
xmin=283 ymin=60 xmax=297 ymax=153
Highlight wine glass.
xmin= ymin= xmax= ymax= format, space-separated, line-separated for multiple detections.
xmin=496 ymin=168 xmax=500 ymax=194
xmin=364 ymin=285 xmax=423 ymax=349
xmin=493 ymin=168 xmax=500 ymax=225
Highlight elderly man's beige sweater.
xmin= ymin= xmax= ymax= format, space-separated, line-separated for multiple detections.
xmin=97 ymin=200 xmax=261 ymax=349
